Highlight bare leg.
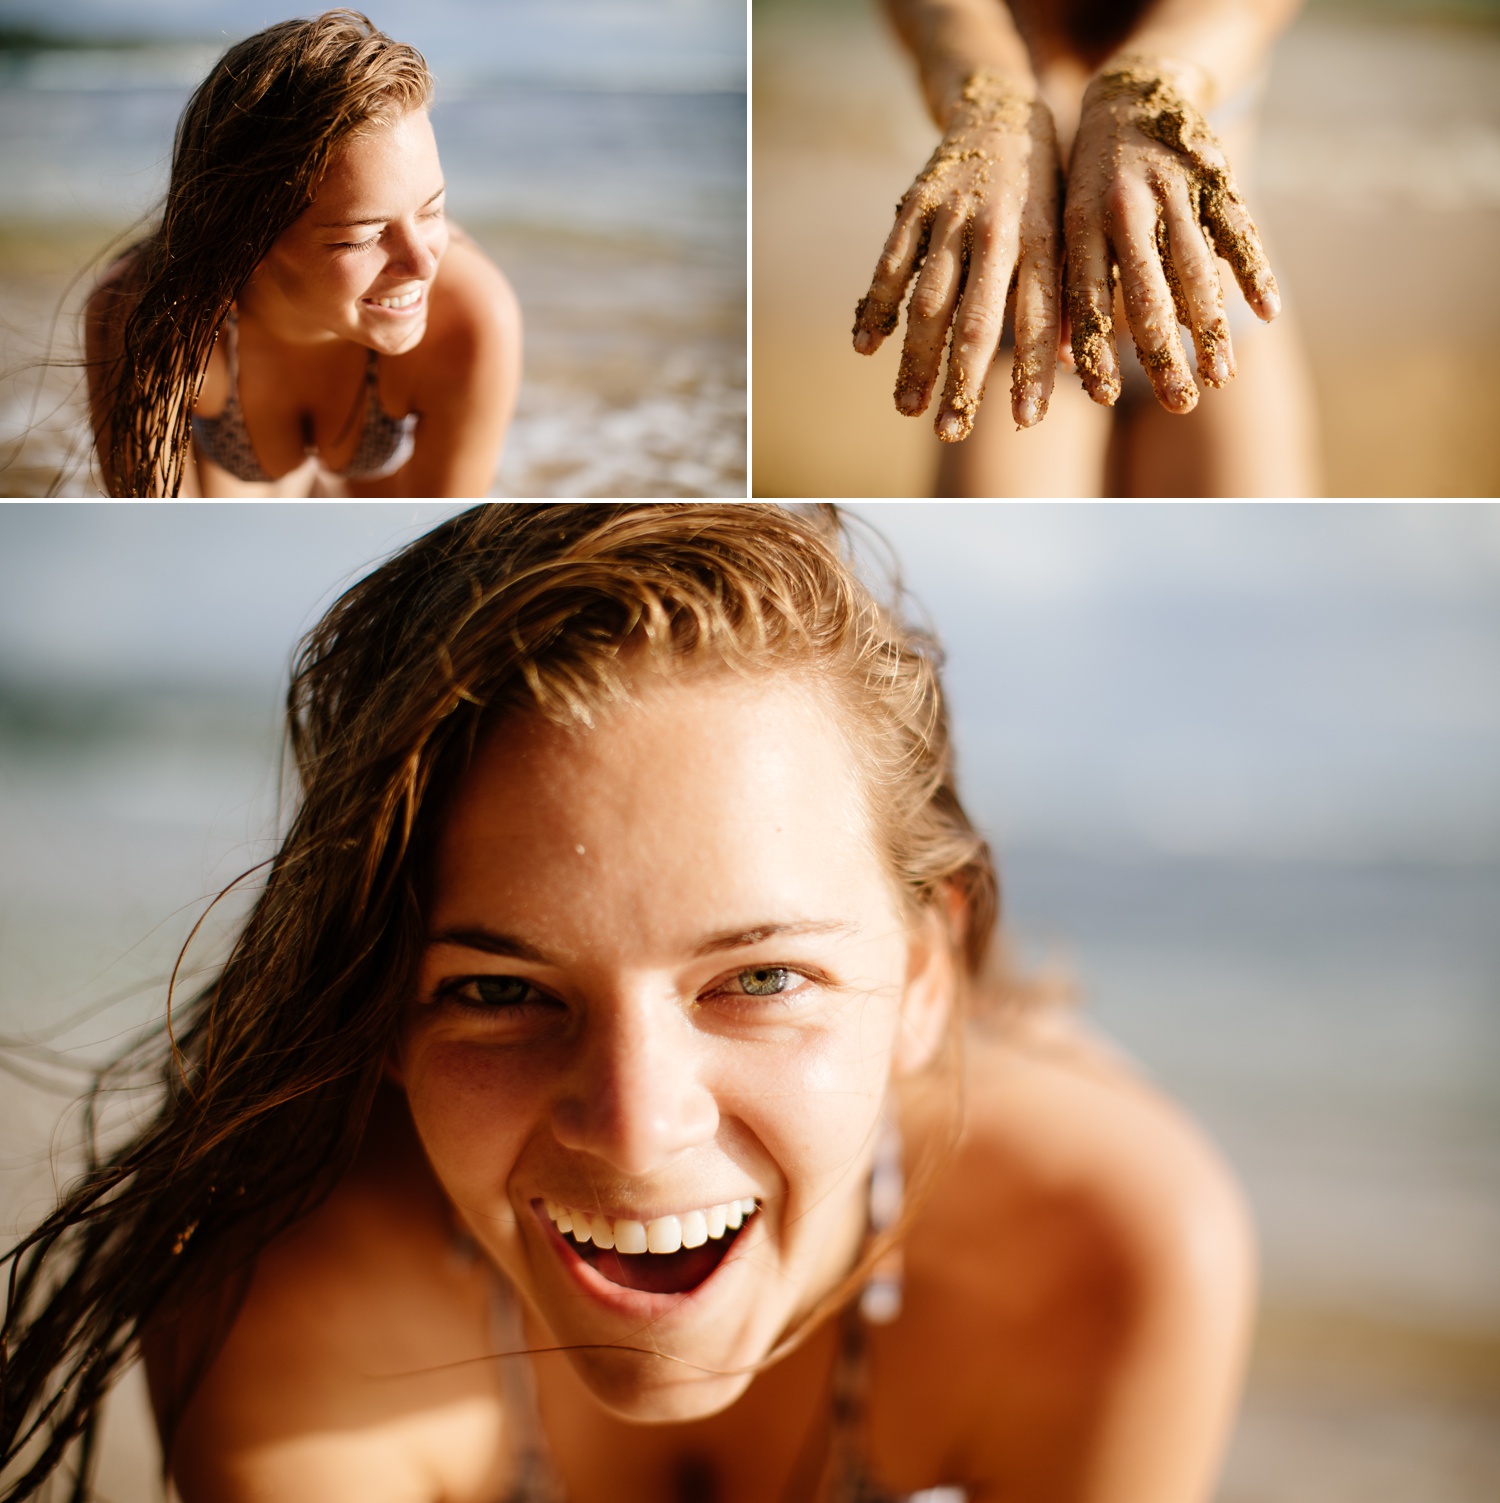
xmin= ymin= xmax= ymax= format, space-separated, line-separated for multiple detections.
xmin=1110 ymin=299 xmax=1321 ymax=497
xmin=936 ymin=359 xmax=1111 ymax=496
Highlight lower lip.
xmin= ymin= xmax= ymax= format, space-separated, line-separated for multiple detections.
xmin=361 ymin=288 xmax=426 ymax=317
xmin=531 ymin=1203 xmax=753 ymax=1320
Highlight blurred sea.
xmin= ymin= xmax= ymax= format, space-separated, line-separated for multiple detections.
xmin=0 ymin=0 xmax=746 ymax=495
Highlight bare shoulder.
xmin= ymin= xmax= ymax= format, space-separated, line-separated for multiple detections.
xmin=415 ymin=230 xmax=521 ymax=381
xmin=956 ymin=1010 xmax=1250 ymax=1271
xmin=156 ymin=1097 xmax=508 ymax=1503
xmin=84 ymin=248 xmax=145 ymax=359
xmin=889 ymin=1012 xmax=1254 ymax=1500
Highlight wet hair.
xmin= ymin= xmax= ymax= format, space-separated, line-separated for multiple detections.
xmin=86 ymin=10 xmax=432 ymax=496
xmin=0 ymin=504 xmax=998 ymax=1496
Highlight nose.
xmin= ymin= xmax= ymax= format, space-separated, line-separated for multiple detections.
xmin=387 ymin=221 xmax=439 ymax=281
xmin=550 ymin=989 xmax=720 ymax=1179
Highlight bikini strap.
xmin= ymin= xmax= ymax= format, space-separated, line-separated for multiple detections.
xmin=487 ymin=1267 xmax=566 ymax=1503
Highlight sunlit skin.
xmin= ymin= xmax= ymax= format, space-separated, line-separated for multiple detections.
xmin=853 ymin=0 xmax=1318 ymax=497
xmin=396 ymin=669 xmax=948 ymax=1421
xmin=87 ymin=108 xmax=520 ymax=497
xmin=240 ymin=106 xmax=452 ymax=358
xmin=159 ymin=669 xmax=1256 ymax=1503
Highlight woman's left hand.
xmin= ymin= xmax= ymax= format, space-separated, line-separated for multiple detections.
xmin=1063 ymin=56 xmax=1281 ymax=414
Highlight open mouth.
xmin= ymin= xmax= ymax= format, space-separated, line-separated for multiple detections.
xmin=543 ymin=1198 xmax=757 ymax=1296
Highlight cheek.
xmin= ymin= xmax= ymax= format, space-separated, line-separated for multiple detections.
xmin=733 ymin=1002 xmax=898 ymax=1210
xmin=400 ymin=1035 xmax=545 ymax=1203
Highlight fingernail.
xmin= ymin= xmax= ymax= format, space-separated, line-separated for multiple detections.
xmin=1211 ymin=355 xmax=1229 ymax=384
xmin=1015 ymin=395 xmax=1038 ymax=427
xmin=1260 ymin=288 xmax=1282 ymax=320
xmin=854 ymin=329 xmax=874 ymax=354
xmin=897 ymin=389 xmax=925 ymax=415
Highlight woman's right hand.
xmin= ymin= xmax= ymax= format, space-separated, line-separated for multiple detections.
xmin=852 ymin=71 xmax=1062 ymax=440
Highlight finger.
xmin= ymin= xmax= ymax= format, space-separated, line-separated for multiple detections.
xmin=1198 ymin=175 xmax=1281 ymax=322
xmin=1161 ymin=179 xmax=1233 ymax=388
xmin=1064 ymin=199 xmax=1119 ymax=406
xmin=853 ymin=192 xmax=934 ymax=355
xmin=935 ymin=209 xmax=1016 ymax=442
xmin=1114 ymin=184 xmax=1198 ymax=414
xmin=894 ymin=210 xmax=967 ymax=419
xmin=1010 ymin=164 xmax=1061 ymax=427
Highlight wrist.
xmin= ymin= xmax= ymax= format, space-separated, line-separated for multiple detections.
xmin=1091 ymin=52 xmax=1217 ymax=113
xmin=937 ymin=67 xmax=1036 ymax=134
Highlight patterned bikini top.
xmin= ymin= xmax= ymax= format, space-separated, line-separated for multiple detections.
xmin=190 ymin=307 xmax=417 ymax=483
xmin=486 ymin=1279 xmax=965 ymax=1503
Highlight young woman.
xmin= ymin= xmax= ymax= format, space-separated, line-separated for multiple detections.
xmin=1 ymin=505 xmax=1253 ymax=1503
xmin=853 ymin=0 xmax=1319 ymax=496
xmin=85 ymin=11 xmax=521 ymax=498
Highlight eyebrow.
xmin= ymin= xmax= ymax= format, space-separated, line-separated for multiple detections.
xmin=425 ymin=919 xmax=859 ymax=964
xmin=317 ymin=183 xmax=446 ymax=229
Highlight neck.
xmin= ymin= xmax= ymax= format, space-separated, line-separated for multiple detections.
xmin=235 ymin=279 xmax=344 ymax=349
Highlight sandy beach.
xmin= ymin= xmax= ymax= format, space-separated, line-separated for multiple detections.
xmin=753 ymin=1 xmax=1500 ymax=497
xmin=0 ymin=217 xmax=744 ymax=500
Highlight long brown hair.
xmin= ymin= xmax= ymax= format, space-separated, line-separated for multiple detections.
xmin=88 ymin=10 xmax=431 ymax=497
xmin=0 ymin=504 xmax=998 ymax=1498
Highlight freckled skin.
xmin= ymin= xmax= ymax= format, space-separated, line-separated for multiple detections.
xmin=157 ymin=671 xmax=1257 ymax=1503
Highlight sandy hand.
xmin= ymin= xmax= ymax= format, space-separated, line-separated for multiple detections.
xmin=853 ymin=72 xmax=1062 ymax=440
xmin=1065 ymin=56 xmax=1281 ymax=414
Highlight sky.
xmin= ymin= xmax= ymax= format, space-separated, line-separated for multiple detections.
xmin=1 ymin=502 xmax=1497 ymax=865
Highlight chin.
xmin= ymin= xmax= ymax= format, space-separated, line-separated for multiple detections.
xmin=568 ymin=1345 xmax=760 ymax=1425
xmin=370 ymin=316 xmax=428 ymax=355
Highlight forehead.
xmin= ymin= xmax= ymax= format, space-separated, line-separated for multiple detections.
xmin=428 ymin=672 xmax=897 ymax=947
xmin=308 ymin=108 xmax=441 ymax=220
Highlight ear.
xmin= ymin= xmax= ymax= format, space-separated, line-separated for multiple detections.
xmin=383 ymin=1044 xmax=407 ymax=1089
xmin=893 ymin=892 xmax=958 ymax=1077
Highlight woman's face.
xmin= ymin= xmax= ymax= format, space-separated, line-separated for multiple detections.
xmin=244 ymin=107 xmax=449 ymax=354
xmin=396 ymin=670 xmax=950 ymax=1422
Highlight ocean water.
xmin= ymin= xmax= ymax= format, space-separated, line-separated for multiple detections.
xmin=0 ymin=27 xmax=746 ymax=495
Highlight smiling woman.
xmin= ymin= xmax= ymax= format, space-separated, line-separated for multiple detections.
xmin=1 ymin=505 xmax=1252 ymax=1503
xmin=84 ymin=10 xmax=520 ymax=497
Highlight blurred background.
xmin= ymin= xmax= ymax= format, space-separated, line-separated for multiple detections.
xmin=754 ymin=0 xmax=1500 ymax=497
xmin=2 ymin=502 xmax=1498 ymax=1500
xmin=0 ymin=0 xmax=746 ymax=497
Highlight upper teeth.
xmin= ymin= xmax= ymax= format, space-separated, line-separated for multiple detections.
xmin=372 ymin=290 xmax=420 ymax=309
xmin=545 ymin=1198 xmax=757 ymax=1255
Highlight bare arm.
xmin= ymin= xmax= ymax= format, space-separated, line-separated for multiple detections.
xmin=156 ymin=1111 xmax=511 ymax=1501
xmin=853 ymin=0 xmax=1062 ymax=438
xmin=1064 ymin=0 xmax=1302 ymax=411
xmin=938 ymin=1019 xmax=1256 ymax=1503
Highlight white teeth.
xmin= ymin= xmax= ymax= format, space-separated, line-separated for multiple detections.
xmin=646 ymin=1216 xmax=683 ymax=1254
xmin=371 ymin=289 xmax=421 ymax=309
xmin=614 ymin=1218 xmax=647 ymax=1254
xmin=545 ymin=1197 xmax=756 ymax=1255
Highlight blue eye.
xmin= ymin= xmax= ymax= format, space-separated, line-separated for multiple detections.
xmin=738 ymin=967 xmax=791 ymax=996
